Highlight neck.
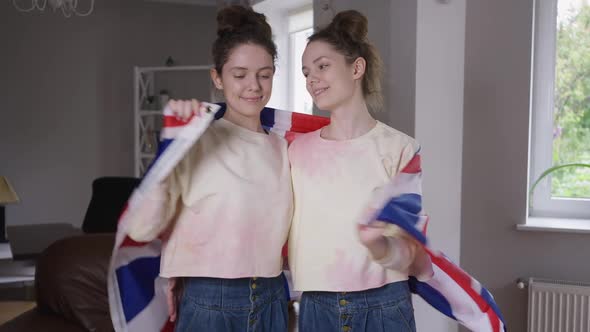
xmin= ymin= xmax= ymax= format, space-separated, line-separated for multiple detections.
xmin=322 ymin=95 xmax=376 ymax=140
xmin=223 ymin=107 xmax=264 ymax=133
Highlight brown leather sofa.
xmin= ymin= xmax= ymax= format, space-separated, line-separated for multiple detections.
xmin=0 ymin=177 xmax=137 ymax=332
xmin=0 ymin=234 xmax=116 ymax=332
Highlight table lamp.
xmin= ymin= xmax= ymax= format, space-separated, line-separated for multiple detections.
xmin=0 ymin=176 xmax=20 ymax=243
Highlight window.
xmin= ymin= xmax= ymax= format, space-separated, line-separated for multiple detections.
xmin=529 ymin=0 xmax=590 ymax=220
xmin=288 ymin=9 xmax=314 ymax=115
xmin=254 ymin=1 xmax=313 ymax=114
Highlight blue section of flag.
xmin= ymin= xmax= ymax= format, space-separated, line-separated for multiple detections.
xmin=213 ymin=103 xmax=276 ymax=131
xmin=377 ymin=193 xmax=427 ymax=245
xmin=481 ymin=286 xmax=506 ymax=323
xmin=409 ymin=276 xmax=456 ymax=320
xmin=214 ymin=104 xmax=226 ymax=120
xmin=260 ymin=107 xmax=275 ymax=131
xmin=116 ymin=256 xmax=161 ymax=322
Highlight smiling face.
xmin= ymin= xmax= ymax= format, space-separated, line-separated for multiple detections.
xmin=301 ymin=40 xmax=360 ymax=112
xmin=211 ymin=43 xmax=274 ymax=118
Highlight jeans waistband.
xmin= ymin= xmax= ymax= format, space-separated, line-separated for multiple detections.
xmin=181 ymin=274 xmax=287 ymax=309
xmin=304 ymin=280 xmax=411 ymax=310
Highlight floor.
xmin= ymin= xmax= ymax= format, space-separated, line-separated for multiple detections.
xmin=0 ymin=278 xmax=36 ymax=325
xmin=0 ymin=301 xmax=36 ymax=324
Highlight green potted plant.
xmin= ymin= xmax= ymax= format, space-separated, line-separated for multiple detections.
xmin=529 ymin=163 xmax=590 ymax=209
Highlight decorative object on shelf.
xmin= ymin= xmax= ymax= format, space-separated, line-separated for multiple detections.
xmin=141 ymin=95 xmax=157 ymax=110
xmin=143 ymin=129 xmax=158 ymax=154
xmin=12 ymin=0 xmax=95 ymax=18
xmin=158 ymin=90 xmax=170 ymax=110
xmin=165 ymin=56 xmax=175 ymax=67
xmin=317 ymin=0 xmax=335 ymax=28
xmin=0 ymin=176 xmax=20 ymax=243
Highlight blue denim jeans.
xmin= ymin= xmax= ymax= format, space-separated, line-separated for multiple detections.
xmin=174 ymin=274 xmax=289 ymax=332
xmin=298 ymin=280 xmax=416 ymax=332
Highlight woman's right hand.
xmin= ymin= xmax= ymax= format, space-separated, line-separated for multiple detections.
xmin=167 ymin=99 xmax=207 ymax=122
xmin=166 ymin=278 xmax=178 ymax=322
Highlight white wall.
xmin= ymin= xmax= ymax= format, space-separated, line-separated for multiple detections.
xmin=414 ymin=1 xmax=465 ymax=331
xmin=461 ymin=1 xmax=590 ymax=330
xmin=0 ymin=0 xmax=216 ymax=228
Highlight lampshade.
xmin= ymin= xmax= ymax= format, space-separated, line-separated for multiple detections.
xmin=0 ymin=176 xmax=20 ymax=204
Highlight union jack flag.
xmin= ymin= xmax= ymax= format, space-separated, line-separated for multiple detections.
xmin=367 ymin=151 xmax=506 ymax=332
xmin=107 ymin=104 xmax=505 ymax=332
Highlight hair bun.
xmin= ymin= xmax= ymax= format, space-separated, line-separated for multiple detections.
xmin=330 ymin=10 xmax=368 ymax=41
xmin=217 ymin=5 xmax=272 ymax=40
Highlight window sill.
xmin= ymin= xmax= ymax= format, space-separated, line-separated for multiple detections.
xmin=517 ymin=217 xmax=590 ymax=234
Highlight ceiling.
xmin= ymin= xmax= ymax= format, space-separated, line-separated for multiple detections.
xmin=145 ymin=0 xmax=217 ymax=6
xmin=144 ymin=0 xmax=267 ymax=7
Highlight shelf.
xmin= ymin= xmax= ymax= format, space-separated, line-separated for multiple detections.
xmin=135 ymin=64 xmax=212 ymax=177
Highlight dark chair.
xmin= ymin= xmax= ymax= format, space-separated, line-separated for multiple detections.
xmin=82 ymin=177 xmax=140 ymax=234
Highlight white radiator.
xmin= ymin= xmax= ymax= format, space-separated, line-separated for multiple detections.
xmin=527 ymin=278 xmax=590 ymax=332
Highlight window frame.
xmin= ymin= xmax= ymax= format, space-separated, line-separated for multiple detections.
xmin=287 ymin=10 xmax=314 ymax=115
xmin=529 ymin=0 xmax=590 ymax=220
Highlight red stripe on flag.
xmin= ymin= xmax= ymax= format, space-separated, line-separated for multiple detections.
xmin=487 ymin=310 xmax=501 ymax=332
xmin=425 ymin=248 xmax=490 ymax=312
xmin=290 ymin=113 xmax=329 ymax=134
xmin=281 ymin=242 xmax=288 ymax=258
xmin=161 ymin=319 xmax=175 ymax=332
xmin=120 ymin=236 xmax=150 ymax=248
xmin=163 ymin=115 xmax=193 ymax=128
xmin=402 ymin=154 xmax=421 ymax=174
xmin=422 ymin=216 xmax=429 ymax=235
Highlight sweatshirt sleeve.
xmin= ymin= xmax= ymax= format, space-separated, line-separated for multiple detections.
xmin=127 ymin=168 xmax=182 ymax=242
xmin=375 ymin=139 xmax=426 ymax=275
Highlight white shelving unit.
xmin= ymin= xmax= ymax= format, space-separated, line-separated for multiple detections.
xmin=134 ymin=65 xmax=213 ymax=177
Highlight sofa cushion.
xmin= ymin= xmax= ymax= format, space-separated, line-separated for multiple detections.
xmin=35 ymin=234 xmax=115 ymax=332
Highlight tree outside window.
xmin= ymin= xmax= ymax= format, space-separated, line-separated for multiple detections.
xmin=551 ymin=0 xmax=590 ymax=198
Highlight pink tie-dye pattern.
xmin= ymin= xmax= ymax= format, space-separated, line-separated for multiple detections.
xmin=163 ymin=204 xmax=283 ymax=278
xmin=325 ymin=249 xmax=390 ymax=291
xmin=289 ymin=131 xmax=369 ymax=180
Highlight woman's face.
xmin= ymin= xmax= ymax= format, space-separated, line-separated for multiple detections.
xmin=301 ymin=40 xmax=357 ymax=112
xmin=212 ymin=43 xmax=274 ymax=118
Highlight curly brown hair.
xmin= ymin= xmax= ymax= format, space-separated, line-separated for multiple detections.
xmin=308 ymin=10 xmax=383 ymax=111
xmin=212 ymin=5 xmax=277 ymax=74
